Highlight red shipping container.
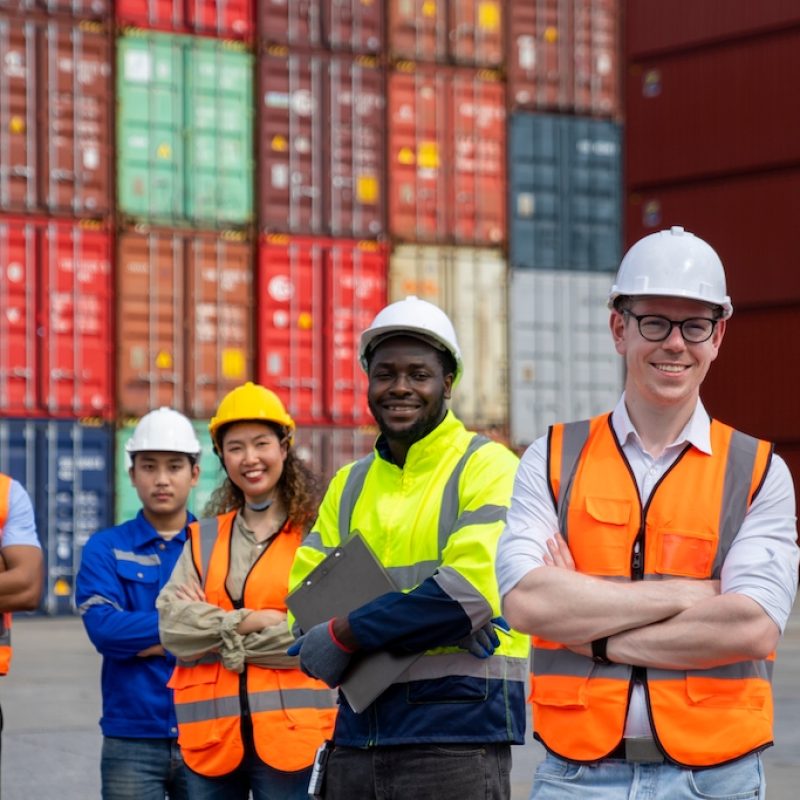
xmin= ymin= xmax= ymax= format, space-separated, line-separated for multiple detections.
xmin=449 ymin=0 xmax=504 ymax=67
xmin=0 ymin=15 xmax=111 ymax=216
xmin=626 ymin=28 xmax=800 ymax=188
xmin=388 ymin=65 xmax=506 ymax=245
xmin=388 ymin=0 xmax=448 ymax=63
xmin=116 ymin=0 xmax=253 ymax=39
xmin=258 ymin=50 xmax=385 ymax=238
xmin=117 ymin=228 xmax=254 ymax=417
xmin=702 ymin=306 xmax=800 ymax=443
xmin=185 ymin=233 xmax=253 ymax=417
xmin=0 ymin=0 xmax=110 ymax=18
xmin=0 ymin=217 xmax=37 ymax=415
xmin=626 ymin=169 xmax=800 ymax=310
xmin=626 ymin=0 xmax=800 ymax=59
xmin=293 ymin=425 xmax=377 ymax=485
xmin=39 ymin=220 xmax=112 ymax=417
xmin=506 ymin=0 xmax=619 ymax=117
xmin=258 ymin=0 xmax=383 ymax=53
xmin=257 ymin=235 xmax=386 ymax=426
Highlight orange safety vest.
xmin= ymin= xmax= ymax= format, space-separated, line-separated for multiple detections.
xmin=0 ymin=473 xmax=14 ymax=675
xmin=531 ymin=414 xmax=774 ymax=767
xmin=169 ymin=511 xmax=336 ymax=777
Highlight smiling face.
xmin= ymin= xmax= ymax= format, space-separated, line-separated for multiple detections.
xmin=129 ymin=451 xmax=199 ymax=526
xmin=611 ymin=296 xmax=725 ymax=414
xmin=220 ymin=421 xmax=288 ymax=505
xmin=367 ymin=335 xmax=453 ymax=461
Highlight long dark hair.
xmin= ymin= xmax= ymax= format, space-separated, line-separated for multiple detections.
xmin=203 ymin=423 xmax=323 ymax=533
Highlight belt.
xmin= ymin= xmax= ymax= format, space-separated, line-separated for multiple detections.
xmin=607 ymin=738 xmax=664 ymax=763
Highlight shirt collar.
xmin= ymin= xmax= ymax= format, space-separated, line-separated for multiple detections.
xmin=611 ymin=393 xmax=713 ymax=456
xmin=375 ymin=409 xmax=461 ymax=467
xmin=133 ymin=509 xmax=193 ymax=547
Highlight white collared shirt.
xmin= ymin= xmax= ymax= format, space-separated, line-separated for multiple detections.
xmin=496 ymin=394 xmax=799 ymax=736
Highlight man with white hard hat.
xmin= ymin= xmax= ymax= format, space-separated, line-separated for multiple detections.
xmin=76 ymin=408 xmax=202 ymax=800
xmin=497 ymin=227 xmax=799 ymax=798
xmin=288 ymin=297 xmax=530 ymax=799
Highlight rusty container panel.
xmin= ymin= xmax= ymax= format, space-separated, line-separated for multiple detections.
xmin=258 ymin=0 xmax=323 ymax=48
xmin=325 ymin=241 xmax=386 ymax=426
xmin=703 ymin=306 xmax=800 ymax=443
xmin=257 ymin=235 xmax=327 ymax=425
xmin=0 ymin=17 xmax=38 ymax=212
xmin=39 ymin=220 xmax=112 ymax=418
xmin=259 ymin=51 xmax=385 ymax=238
xmin=573 ymin=0 xmax=619 ymax=118
xmin=387 ymin=66 xmax=449 ymax=242
xmin=389 ymin=244 xmax=508 ymax=429
xmin=116 ymin=230 xmax=185 ymax=416
xmin=626 ymin=0 xmax=800 ymax=59
xmin=294 ymin=425 xmax=377 ymax=486
xmin=626 ymin=169 xmax=800 ymax=311
xmin=259 ymin=49 xmax=326 ymax=234
xmin=0 ymin=0 xmax=110 ymax=18
xmin=326 ymin=55 xmax=385 ymax=238
xmin=40 ymin=21 xmax=112 ymax=216
xmin=450 ymin=0 xmax=504 ymax=67
xmin=626 ymin=29 xmax=800 ymax=188
xmin=185 ymin=234 xmax=253 ymax=417
xmin=0 ymin=217 xmax=37 ymax=415
xmin=387 ymin=0 xmax=448 ymax=63
xmin=325 ymin=0 xmax=383 ymax=53
xmin=449 ymin=69 xmax=505 ymax=245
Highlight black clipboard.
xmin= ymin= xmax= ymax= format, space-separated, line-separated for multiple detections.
xmin=286 ymin=532 xmax=420 ymax=713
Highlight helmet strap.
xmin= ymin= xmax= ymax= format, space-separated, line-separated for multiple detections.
xmin=246 ymin=498 xmax=273 ymax=513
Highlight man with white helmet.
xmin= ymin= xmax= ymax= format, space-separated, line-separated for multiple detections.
xmin=76 ymin=408 xmax=201 ymax=800
xmin=497 ymin=227 xmax=799 ymax=798
xmin=287 ymin=296 xmax=530 ymax=799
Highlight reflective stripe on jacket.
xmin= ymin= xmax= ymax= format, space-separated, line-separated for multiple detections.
xmin=0 ymin=473 xmax=12 ymax=674
xmin=289 ymin=411 xmax=529 ymax=746
xmin=169 ymin=512 xmax=336 ymax=777
xmin=532 ymin=413 xmax=774 ymax=767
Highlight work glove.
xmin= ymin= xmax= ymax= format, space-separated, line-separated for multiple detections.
xmin=457 ymin=616 xmax=511 ymax=659
xmin=287 ymin=619 xmax=354 ymax=688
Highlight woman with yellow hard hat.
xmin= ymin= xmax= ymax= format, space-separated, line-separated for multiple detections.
xmin=157 ymin=382 xmax=336 ymax=799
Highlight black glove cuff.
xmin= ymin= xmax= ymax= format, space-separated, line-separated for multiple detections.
xmin=591 ymin=636 xmax=611 ymax=665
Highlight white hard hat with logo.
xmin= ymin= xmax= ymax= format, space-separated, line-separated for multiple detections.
xmin=125 ymin=407 xmax=202 ymax=469
xmin=608 ymin=226 xmax=733 ymax=319
xmin=359 ymin=296 xmax=464 ymax=386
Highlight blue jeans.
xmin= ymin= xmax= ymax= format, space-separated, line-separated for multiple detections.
xmin=101 ymin=736 xmax=189 ymax=800
xmin=322 ymin=743 xmax=512 ymax=800
xmin=530 ymin=753 xmax=765 ymax=799
xmin=184 ymin=750 xmax=311 ymax=800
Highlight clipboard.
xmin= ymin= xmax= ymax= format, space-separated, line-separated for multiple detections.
xmin=286 ymin=532 xmax=420 ymax=713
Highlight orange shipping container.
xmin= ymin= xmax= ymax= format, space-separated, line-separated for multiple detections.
xmin=0 ymin=15 xmax=112 ymax=216
xmin=116 ymin=228 xmax=253 ymax=417
xmin=388 ymin=64 xmax=505 ymax=246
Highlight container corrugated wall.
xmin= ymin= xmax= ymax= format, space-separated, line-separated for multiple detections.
xmin=508 ymin=269 xmax=622 ymax=448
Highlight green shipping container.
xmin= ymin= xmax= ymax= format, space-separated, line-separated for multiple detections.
xmin=117 ymin=31 xmax=253 ymax=227
xmin=114 ymin=420 xmax=226 ymax=525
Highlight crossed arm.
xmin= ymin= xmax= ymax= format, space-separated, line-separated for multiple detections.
xmin=0 ymin=546 xmax=43 ymax=612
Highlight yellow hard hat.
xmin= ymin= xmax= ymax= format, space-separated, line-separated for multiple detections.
xmin=209 ymin=382 xmax=295 ymax=450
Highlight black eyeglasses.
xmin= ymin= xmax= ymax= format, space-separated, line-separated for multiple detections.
xmin=623 ymin=311 xmax=718 ymax=343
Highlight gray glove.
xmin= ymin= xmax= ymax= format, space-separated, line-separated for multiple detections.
xmin=458 ymin=616 xmax=510 ymax=659
xmin=287 ymin=619 xmax=354 ymax=688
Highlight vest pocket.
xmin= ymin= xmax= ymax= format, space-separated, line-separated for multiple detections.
xmin=685 ymin=675 xmax=768 ymax=710
xmin=530 ymin=675 xmax=589 ymax=710
xmin=652 ymin=528 xmax=716 ymax=578
xmin=578 ymin=497 xmax=633 ymax=575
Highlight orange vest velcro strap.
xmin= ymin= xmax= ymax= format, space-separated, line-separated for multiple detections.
xmin=172 ymin=513 xmax=335 ymax=776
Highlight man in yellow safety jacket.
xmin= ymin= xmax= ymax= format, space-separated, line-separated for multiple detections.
xmin=288 ymin=296 xmax=530 ymax=800
xmin=497 ymin=227 xmax=799 ymax=799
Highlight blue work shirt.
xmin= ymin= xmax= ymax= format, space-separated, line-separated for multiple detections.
xmin=75 ymin=510 xmax=194 ymax=739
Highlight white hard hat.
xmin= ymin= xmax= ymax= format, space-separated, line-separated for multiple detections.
xmin=359 ymin=296 xmax=464 ymax=386
xmin=609 ymin=226 xmax=733 ymax=319
xmin=125 ymin=407 xmax=202 ymax=469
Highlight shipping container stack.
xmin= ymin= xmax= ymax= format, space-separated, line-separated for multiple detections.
xmin=623 ymin=0 xmax=800 ymax=500
xmin=0 ymin=0 xmax=115 ymax=612
xmin=505 ymin=0 xmax=624 ymax=449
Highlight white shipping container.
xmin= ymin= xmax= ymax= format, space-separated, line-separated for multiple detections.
xmin=510 ymin=268 xmax=622 ymax=447
xmin=389 ymin=244 xmax=508 ymax=430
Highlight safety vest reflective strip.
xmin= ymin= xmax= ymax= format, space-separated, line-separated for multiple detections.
xmin=169 ymin=512 xmax=336 ymax=777
xmin=0 ymin=474 xmax=13 ymax=675
xmin=531 ymin=415 xmax=774 ymax=767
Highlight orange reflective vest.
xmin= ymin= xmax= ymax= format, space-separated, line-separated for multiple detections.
xmin=0 ymin=473 xmax=12 ymax=674
xmin=531 ymin=414 xmax=774 ymax=767
xmin=169 ymin=512 xmax=336 ymax=777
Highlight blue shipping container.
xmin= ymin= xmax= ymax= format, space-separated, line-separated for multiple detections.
xmin=0 ymin=419 xmax=114 ymax=615
xmin=508 ymin=113 xmax=622 ymax=271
